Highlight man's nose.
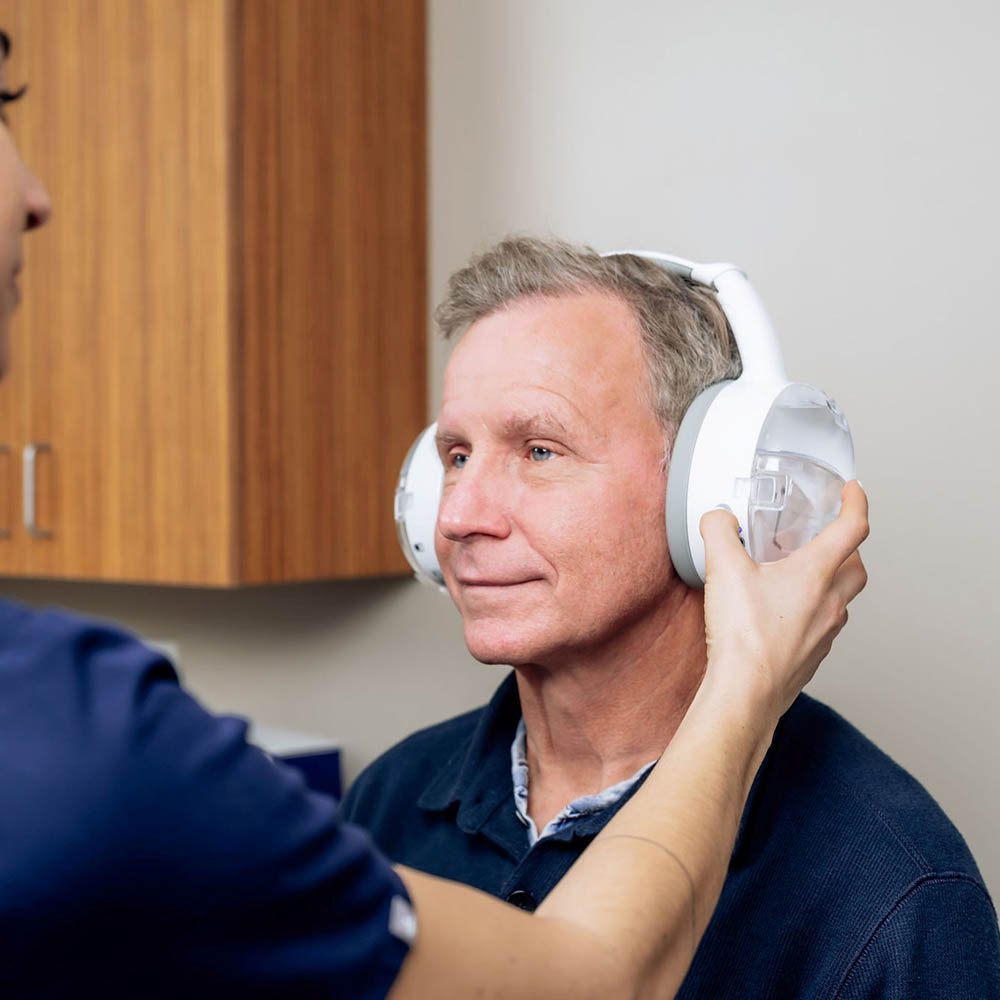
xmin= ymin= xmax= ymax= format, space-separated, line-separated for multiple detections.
xmin=23 ymin=167 xmax=52 ymax=231
xmin=437 ymin=459 xmax=512 ymax=542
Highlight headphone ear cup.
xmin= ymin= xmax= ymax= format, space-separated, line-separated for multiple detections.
xmin=666 ymin=381 xmax=732 ymax=588
xmin=395 ymin=424 xmax=445 ymax=587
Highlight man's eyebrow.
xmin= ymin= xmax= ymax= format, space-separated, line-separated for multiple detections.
xmin=435 ymin=410 xmax=574 ymax=451
xmin=435 ymin=427 xmax=466 ymax=451
xmin=499 ymin=411 xmax=572 ymax=440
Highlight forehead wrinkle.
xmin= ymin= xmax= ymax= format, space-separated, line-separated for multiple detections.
xmin=438 ymin=386 xmax=601 ymax=446
xmin=521 ymin=383 xmax=593 ymax=428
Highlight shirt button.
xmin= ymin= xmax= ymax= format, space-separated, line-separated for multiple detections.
xmin=506 ymin=889 xmax=537 ymax=912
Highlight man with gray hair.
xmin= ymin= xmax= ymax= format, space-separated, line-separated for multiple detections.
xmin=343 ymin=235 xmax=1000 ymax=997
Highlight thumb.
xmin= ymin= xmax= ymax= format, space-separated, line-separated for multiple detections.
xmin=699 ymin=505 xmax=749 ymax=576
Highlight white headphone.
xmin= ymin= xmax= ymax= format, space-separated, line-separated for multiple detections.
xmin=394 ymin=250 xmax=855 ymax=589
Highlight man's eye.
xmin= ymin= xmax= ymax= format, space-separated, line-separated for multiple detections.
xmin=450 ymin=453 xmax=469 ymax=469
xmin=529 ymin=446 xmax=555 ymax=462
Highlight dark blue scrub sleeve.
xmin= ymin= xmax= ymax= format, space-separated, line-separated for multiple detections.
xmin=0 ymin=600 xmax=413 ymax=998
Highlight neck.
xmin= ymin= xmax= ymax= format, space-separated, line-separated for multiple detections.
xmin=515 ymin=582 xmax=707 ymax=833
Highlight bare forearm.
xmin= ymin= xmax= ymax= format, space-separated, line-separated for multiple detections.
xmin=390 ymin=869 xmax=625 ymax=1000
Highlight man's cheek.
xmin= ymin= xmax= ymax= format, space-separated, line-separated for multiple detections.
xmin=435 ymin=531 xmax=454 ymax=576
xmin=555 ymin=487 xmax=634 ymax=557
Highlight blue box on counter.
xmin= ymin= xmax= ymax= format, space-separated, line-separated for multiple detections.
xmin=250 ymin=726 xmax=343 ymax=801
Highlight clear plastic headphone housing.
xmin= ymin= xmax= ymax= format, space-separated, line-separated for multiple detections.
xmin=746 ymin=384 xmax=854 ymax=564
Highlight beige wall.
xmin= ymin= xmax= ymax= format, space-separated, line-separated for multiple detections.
xmin=3 ymin=0 xmax=998 ymax=896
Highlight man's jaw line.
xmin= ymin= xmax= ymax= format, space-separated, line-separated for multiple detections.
xmin=509 ymin=591 xmax=709 ymax=800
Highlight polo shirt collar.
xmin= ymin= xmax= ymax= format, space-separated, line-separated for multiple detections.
xmin=415 ymin=669 xmax=777 ymax=861
xmin=417 ymin=672 xmax=523 ymax=839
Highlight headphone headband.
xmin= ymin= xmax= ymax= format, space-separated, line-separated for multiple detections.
xmin=601 ymin=248 xmax=787 ymax=387
xmin=602 ymin=249 xmax=745 ymax=289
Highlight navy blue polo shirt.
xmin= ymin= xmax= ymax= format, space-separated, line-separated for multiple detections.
xmin=343 ymin=672 xmax=1000 ymax=999
xmin=0 ymin=600 xmax=412 ymax=998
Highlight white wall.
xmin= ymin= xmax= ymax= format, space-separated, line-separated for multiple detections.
xmin=3 ymin=0 xmax=998 ymax=895
xmin=429 ymin=0 xmax=1000 ymax=889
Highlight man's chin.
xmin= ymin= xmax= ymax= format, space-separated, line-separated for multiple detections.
xmin=462 ymin=620 xmax=555 ymax=667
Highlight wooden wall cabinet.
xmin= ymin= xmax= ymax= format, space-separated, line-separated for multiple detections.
xmin=2 ymin=0 xmax=426 ymax=585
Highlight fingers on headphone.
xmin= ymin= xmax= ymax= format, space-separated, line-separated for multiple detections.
xmin=833 ymin=551 xmax=869 ymax=607
xmin=842 ymin=481 xmax=871 ymax=547
xmin=699 ymin=506 xmax=746 ymax=569
xmin=807 ymin=482 xmax=870 ymax=571
xmin=700 ymin=505 xmax=738 ymax=537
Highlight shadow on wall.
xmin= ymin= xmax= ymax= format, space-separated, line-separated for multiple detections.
xmin=0 ymin=575 xmax=415 ymax=647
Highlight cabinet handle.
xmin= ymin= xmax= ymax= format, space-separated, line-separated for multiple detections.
xmin=0 ymin=444 xmax=9 ymax=539
xmin=23 ymin=443 xmax=53 ymax=540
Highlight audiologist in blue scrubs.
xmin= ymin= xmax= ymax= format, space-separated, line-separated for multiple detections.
xmin=0 ymin=29 xmax=871 ymax=999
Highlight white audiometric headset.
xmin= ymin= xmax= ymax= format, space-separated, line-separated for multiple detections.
xmin=394 ymin=250 xmax=855 ymax=589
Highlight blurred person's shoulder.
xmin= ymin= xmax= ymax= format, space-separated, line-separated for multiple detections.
xmin=0 ymin=597 xmax=178 ymax=716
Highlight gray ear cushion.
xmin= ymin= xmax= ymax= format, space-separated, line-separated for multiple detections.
xmin=666 ymin=381 xmax=732 ymax=588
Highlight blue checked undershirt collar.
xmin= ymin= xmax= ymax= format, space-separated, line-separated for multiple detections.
xmin=510 ymin=716 xmax=658 ymax=847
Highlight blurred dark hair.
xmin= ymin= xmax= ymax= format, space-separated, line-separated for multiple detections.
xmin=0 ymin=30 xmax=27 ymax=104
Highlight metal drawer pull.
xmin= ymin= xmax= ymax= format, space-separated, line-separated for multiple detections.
xmin=0 ymin=445 xmax=9 ymax=539
xmin=23 ymin=443 xmax=53 ymax=540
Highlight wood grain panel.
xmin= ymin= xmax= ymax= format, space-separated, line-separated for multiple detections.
xmin=6 ymin=0 xmax=235 ymax=584
xmin=0 ymin=358 xmax=24 ymax=569
xmin=1 ymin=0 xmax=425 ymax=586
xmin=237 ymin=0 xmax=427 ymax=582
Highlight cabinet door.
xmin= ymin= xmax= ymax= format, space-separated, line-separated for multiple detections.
xmin=236 ymin=0 xmax=427 ymax=581
xmin=0 ymin=369 xmax=24 ymax=570
xmin=6 ymin=0 xmax=236 ymax=583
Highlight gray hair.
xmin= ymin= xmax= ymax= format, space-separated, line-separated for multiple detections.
xmin=435 ymin=235 xmax=742 ymax=443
